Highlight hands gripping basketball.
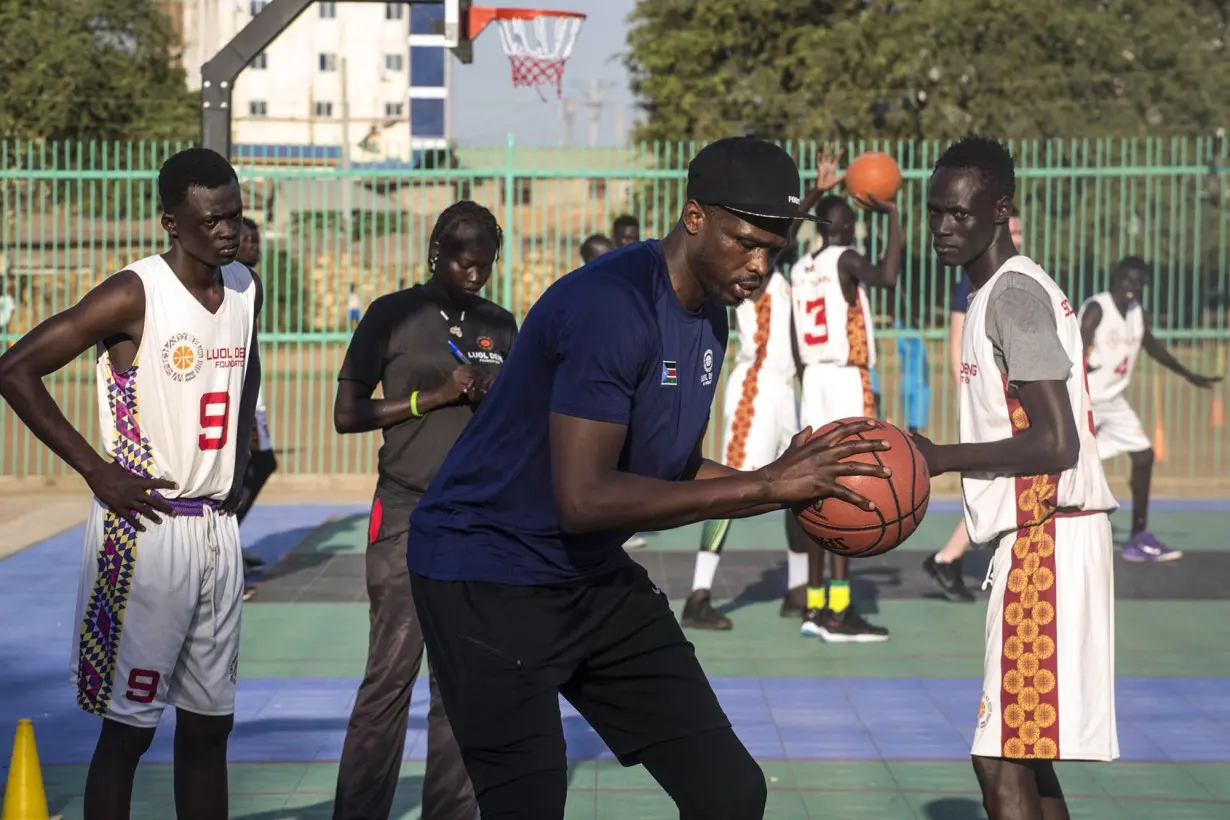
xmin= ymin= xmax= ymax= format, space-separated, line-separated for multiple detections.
xmin=758 ymin=420 xmax=892 ymax=511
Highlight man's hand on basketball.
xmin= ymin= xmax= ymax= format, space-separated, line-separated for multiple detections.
xmin=814 ymin=144 xmax=844 ymax=193
xmin=86 ymin=461 xmax=176 ymax=532
xmin=759 ymin=420 xmax=891 ymax=511
xmin=908 ymin=432 xmax=945 ymax=477
xmin=852 ymin=193 xmax=896 ymax=214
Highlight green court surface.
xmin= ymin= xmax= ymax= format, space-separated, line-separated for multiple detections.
xmin=9 ymin=503 xmax=1230 ymax=819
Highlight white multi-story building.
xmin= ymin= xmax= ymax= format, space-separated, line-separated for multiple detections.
xmin=179 ymin=0 xmax=452 ymax=164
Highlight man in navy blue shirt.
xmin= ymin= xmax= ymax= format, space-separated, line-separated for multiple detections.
xmin=407 ymin=137 xmax=894 ymax=819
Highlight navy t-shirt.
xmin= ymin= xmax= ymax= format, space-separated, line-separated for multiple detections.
xmin=951 ymin=274 xmax=973 ymax=314
xmin=406 ymin=241 xmax=729 ymax=585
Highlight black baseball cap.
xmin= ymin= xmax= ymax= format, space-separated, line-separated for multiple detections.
xmin=686 ymin=136 xmax=820 ymax=223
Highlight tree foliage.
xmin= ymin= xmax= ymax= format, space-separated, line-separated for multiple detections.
xmin=0 ymin=0 xmax=198 ymax=144
xmin=625 ymin=0 xmax=1230 ymax=142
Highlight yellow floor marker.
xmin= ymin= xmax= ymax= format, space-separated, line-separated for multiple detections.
xmin=2 ymin=720 xmax=50 ymax=820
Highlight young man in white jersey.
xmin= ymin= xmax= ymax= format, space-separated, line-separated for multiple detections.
xmin=680 ymin=261 xmax=814 ymax=629
xmin=913 ymin=136 xmax=1118 ymax=819
xmin=790 ymin=191 xmax=903 ymax=643
xmin=924 ymin=212 xmax=1024 ymax=603
xmin=1080 ymin=257 xmax=1221 ymax=562
xmin=0 ymin=148 xmax=262 ymax=820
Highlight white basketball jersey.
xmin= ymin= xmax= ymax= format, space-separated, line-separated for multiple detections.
xmin=790 ymin=245 xmax=876 ymax=368
xmin=95 ymin=255 xmax=257 ymax=501
xmin=731 ymin=271 xmax=795 ymax=386
xmin=959 ymin=256 xmax=1116 ymax=544
xmin=1080 ymin=291 xmax=1143 ymax=403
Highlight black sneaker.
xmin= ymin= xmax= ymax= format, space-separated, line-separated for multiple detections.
xmin=923 ymin=553 xmax=976 ymax=602
xmin=803 ymin=606 xmax=890 ymax=643
xmin=779 ymin=586 xmax=806 ymax=619
xmin=243 ymin=550 xmax=266 ymax=571
xmin=680 ymin=590 xmax=733 ymax=630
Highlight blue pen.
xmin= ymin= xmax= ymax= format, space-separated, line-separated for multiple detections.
xmin=447 ymin=340 xmax=469 ymax=365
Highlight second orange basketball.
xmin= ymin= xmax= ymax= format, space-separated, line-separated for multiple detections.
xmin=845 ymin=151 xmax=902 ymax=204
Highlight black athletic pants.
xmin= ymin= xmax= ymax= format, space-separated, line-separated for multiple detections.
xmin=333 ymin=495 xmax=475 ymax=820
xmin=235 ymin=448 xmax=277 ymax=525
xmin=410 ymin=562 xmax=768 ymax=819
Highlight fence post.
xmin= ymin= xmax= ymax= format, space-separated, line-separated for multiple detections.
xmin=502 ymin=132 xmax=515 ymax=311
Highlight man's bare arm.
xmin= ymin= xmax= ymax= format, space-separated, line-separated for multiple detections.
xmin=0 ymin=272 xmax=144 ymax=478
xmin=0 ymin=271 xmax=176 ymax=529
xmin=1079 ymin=301 xmax=1102 ymax=366
xmin=551 ymin=415 xmax=890 ymax=534
xmin=1142 ymin=313 xmax=1223 ymax=388
xmin=837 ymin=201 xmax=904 ymax=289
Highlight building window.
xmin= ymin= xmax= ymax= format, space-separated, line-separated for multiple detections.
xmin=410 ymin=98 xmax=446 ymax=139
xmin=385 ymin=102 xmax=405 ymax=118
xmin=314 ymin=101 xmax=334 ymax=118
xmin=409 ymin=3 xmax=443 ymax=34
xmin=384 ymin=2 xmax=404 ymax=20
xmin=250 ymin=51 xmax=268 ymax=70
xmin=250 ymin=0 xmax=268 ymax=15
xmin=319 ymin=1 xmax=336 ymax=18
xmin=248 ymin=100 xmax=268 ymax=117
xmin=410 ymin=45 xmax=446 ymax=88
xmin=384 ymin=53 xmax=405 ymax=72
xmin=319 ymin=53 xmax=338 ymax=72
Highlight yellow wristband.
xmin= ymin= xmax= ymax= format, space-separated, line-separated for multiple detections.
xmin=410 ymin=390 xmax=421 ymax=418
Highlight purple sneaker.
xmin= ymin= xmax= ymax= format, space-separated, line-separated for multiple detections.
xmin=1122 ymin=531 xmax=1183 ymax=562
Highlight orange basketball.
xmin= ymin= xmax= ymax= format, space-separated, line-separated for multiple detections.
xmin=845 ymin=151 xmax=902 ymax=204
xmin=795 ymin=418 xmax=930 ymax=557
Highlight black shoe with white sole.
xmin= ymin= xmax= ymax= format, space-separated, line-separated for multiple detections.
xmin=923 ymin=553 xmax=977 ymax=602
xmin=680 ymin=590 xmax=733 ymax=630
xmin=801 ymin=606 xmax=890 ymax=643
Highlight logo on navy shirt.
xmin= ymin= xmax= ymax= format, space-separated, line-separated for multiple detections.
xmin=661 ymin=360 xmax=678 ymax=386
xmin=701 ymin=349 xmax=714 ymax=386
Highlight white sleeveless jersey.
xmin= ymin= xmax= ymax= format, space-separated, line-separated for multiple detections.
xmin=959 ymin=256 xmax=1116 ymax=544
xmin=1080 ymin=291 xmax=1143 ymax=403
xmin=790 ymin=245 xmax=876 ymax=368
xmin=731 ymin=271 xmax=796 ymax=386
xmin=95 ymin=255 xmax=257 ymax=501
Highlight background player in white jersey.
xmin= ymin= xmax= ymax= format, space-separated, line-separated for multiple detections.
xmin=234 ymin=217 xmax=276 ymax=600
xmin=914 ymin=136 xmax=1118 ymax=820
xmin=0 ymin=148 xmax=262 ymax=820
xmin=1080 ymin=257 xmax=1221 ymax=562
xmin=680 ymin=264 xmax=813 ymax=629
xmin=789 ymin=191 xmax=902 ymax=643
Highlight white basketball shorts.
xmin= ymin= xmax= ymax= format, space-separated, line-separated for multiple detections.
xmin=721 ymin=375 xmax=797 ymax=471
xmin=1092 ymin=395 xmax=1151 ymax=460
xmin=972 ymin=511 xmax=1119 ymax=762
xmin=800 ymin=362 xmax=876 ymax=428
xmin=71 ymin=497 xmax=245 ymax=728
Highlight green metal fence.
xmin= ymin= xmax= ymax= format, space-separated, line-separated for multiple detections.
xmin=1 ymin=136 xmax=1228 ymax=482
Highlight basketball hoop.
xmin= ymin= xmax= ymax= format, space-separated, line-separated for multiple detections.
xmin=468 ymin=8 xmax=586 ymax=100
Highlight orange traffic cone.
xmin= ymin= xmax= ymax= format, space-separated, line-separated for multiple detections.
xmin=2 ymin=720 xmax=50 ymax=820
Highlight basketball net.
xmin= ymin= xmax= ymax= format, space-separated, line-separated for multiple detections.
xmin=493 ymin=12 xmax=584 ymax=100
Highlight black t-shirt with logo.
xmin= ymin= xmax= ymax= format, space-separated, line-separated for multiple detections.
xmin=338 ymin=279 xmax=518 ymax=504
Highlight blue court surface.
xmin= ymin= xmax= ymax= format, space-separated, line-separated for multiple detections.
xmin=3 ymin=501 xmax=1229 ymax=818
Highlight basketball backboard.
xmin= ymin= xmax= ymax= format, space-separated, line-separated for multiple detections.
xmin=443 ymin=0 xmax=474 ymax=64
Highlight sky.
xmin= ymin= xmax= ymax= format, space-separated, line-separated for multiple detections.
xmin=450 ymin=0 xmax=638 ymax=148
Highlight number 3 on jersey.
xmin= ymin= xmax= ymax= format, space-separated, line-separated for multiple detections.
xmin=802 ymin=297 xmax=829 ymax=345
xmin=1113 ymin=356 xmax=1130 ymax=377
xmin=199 ymin=391 xmax=231 ymax=451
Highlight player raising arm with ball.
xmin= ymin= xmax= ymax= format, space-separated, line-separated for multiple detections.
xmin=405 ymin=137 xmax=892 ymax=819
xmin=912 ymin=137 xmax=1119 ymax=820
